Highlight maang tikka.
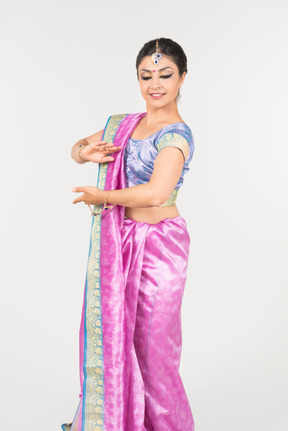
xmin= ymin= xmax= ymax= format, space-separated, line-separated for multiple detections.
xmin=151 ymin=40 xmax=162 ymax=66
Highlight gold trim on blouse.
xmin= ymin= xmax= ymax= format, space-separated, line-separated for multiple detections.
xmin=156 ymin=132 xmax=190 ymax=161
xmin=158 ymin=188 xmax=179 ymax=207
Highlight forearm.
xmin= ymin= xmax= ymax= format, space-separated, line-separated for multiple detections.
xmin=71 ymin=139 xmax=89 ymax=164
xmin=101 ymin=183 xmax=164 ymax=208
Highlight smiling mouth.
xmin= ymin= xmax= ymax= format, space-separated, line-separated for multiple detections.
xmin=149 ymin=93 xmax=166 ymax=98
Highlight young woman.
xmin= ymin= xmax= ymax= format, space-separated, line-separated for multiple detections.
xmin=62 ymin=37 xmax=195 ymax=431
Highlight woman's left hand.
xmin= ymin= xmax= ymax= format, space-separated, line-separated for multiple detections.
xmin=71 ymin=186 xmax=104 ymax=205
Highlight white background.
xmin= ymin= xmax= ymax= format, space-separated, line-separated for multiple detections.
xmin=0 ymin=1 xmax=287 ymax=430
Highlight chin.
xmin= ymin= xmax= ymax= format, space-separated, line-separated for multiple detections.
xmin=146 ymin=98 xmax=175 ymax=109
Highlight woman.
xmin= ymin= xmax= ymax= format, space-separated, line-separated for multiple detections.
xmin=62 ymin=37 xmax=195 ymax=431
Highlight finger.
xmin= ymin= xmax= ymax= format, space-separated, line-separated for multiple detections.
xmin=94 ymin=141 xmax=113 ymax=146
xmin=72 ymin=195 xmax=83 ymax=204
xmin=91 ymin=142 xmax=121 ymax=151
xmin=71 ymin=187 xmax=85 ymax=192
xmin=104 ymin=145 xmax=121 ymax=151
xmin=97 ymin=142 xmax=120 ymax=148
xmin=102 ymin=156 xmax=115 ymax=162
xmin=102 ymin=148 xmax=121 ymax=154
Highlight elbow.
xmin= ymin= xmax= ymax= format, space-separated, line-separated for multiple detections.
xmin=150 ymin=195 xmax=162 ymax=207
xmin=148 ymin=185 xmax=169 ymax=207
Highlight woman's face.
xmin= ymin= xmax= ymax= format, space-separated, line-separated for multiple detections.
xmin=137 ymin=55 xmax=186 ymax=109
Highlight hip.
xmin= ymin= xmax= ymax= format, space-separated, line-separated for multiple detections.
xmin=121 ymin=212 xmax=190 ymax=266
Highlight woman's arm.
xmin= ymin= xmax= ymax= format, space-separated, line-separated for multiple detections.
xmin=72 ymin=146 xmax=185 ymax=208
xmin=109 ymin=146 xmax=185 ymax=207
xmin=71 ymin=129 xmax=104 ymax=164
xmin=71 ymin=129 xmax=122 ymax=164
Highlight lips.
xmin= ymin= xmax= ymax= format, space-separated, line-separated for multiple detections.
xmin=149 ymin=93 xmax=166 ymax=99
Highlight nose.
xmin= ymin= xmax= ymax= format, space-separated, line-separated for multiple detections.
xmin=150 ymin=78 xmax=161 ymax=89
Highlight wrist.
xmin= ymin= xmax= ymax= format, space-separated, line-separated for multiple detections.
xmin=106 ymin=189 xmax=115 ymax=205
xmin=88 ymin=189 xmax=116 ymax=217
xmin=101 ymin=190 xmax=115 ymax=205
xmin=100 ymin=190 xmax=107 ymax=204
xmin=79 ymin=143 xmax=89 ymax=163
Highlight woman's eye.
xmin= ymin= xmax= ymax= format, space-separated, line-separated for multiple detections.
xmin=160 ymin=74 xmax=173 ymax=79
xmin=140 ymin=73 xmax=173 ymax=81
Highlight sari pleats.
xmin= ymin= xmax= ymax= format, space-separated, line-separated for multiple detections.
xmin=121 ymin=216 xmax=194 ymax=431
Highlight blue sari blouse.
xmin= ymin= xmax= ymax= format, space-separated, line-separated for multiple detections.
xmin=123 ymin=122 xmax=195 ymax=206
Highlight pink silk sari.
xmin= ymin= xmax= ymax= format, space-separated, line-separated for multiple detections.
xmin=62 ymin=113 xmax=195 ymax=431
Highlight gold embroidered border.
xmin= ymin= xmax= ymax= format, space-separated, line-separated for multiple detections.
xmin=84 ymin=114 xmax=127 ymax=431
xmin=158 ymin=188 xmax=179 ymax=207
xmin=157 ymin=132 xmax=190 ymax=161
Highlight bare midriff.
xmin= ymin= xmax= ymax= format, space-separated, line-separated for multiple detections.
xmin=124 ymin=205 xmax=180 ymax=224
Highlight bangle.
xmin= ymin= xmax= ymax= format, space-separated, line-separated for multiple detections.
xmin=88 ymin=190 xmax=116 ymax=217
xmin=79 ymin=141 xmax=89 ymax=162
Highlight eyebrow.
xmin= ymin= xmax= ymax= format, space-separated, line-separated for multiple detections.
xmin=139 ymin=67 xmax=173 ymax=73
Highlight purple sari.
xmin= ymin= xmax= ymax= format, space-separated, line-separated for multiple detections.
xmin=62 ymin=113 xmax=195 ymax=431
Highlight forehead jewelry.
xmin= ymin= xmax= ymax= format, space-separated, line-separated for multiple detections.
xmin=151 ymin=40 xmax=162 ymax=66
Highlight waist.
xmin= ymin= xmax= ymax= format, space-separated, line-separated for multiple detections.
xmin=124 ymin=205 xmax=180 ymax=225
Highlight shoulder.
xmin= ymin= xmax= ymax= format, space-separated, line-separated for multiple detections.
xmin=156 ymin=122 xmax=195 ymax=162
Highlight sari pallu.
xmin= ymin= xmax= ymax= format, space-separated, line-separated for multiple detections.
xmin=62 ymin=113 xmax=195 ymax=431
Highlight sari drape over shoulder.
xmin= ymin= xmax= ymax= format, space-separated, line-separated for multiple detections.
xmin=62 ymin=113 xmax=195 ymax=431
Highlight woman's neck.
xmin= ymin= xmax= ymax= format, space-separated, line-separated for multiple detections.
xmin=144 ymin=103 xmax=183 ymax=126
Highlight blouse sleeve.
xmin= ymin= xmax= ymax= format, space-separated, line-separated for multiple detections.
xmin=156 ymin=132 xmax=191 ymax=162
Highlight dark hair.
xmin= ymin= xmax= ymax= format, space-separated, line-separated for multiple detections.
xmin=136 ymin=37 xmax=187 ymax=77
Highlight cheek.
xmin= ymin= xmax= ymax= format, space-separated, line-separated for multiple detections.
xmin=139 ymin=81 xmax=149 ymax=95
xmin=167 ymin=77 xmax=180 ymax=90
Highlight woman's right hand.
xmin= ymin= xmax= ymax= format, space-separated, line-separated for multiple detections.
xmin=80 ymin=141 xmax=122 ymax=164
